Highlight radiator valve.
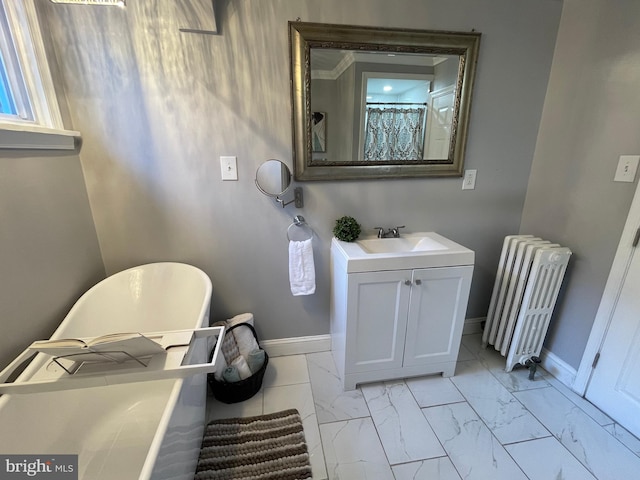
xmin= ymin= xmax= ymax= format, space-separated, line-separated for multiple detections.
xmin=524 ymin=356 xmax=542 ymax=380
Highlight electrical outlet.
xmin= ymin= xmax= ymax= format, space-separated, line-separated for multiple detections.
xmin=614 ymin=155 xmax=639 ymax=182
xmin=462 ymin=169 xmax=477 ymax=190
xmin=220 ymin=156 xmax=238 ymax=181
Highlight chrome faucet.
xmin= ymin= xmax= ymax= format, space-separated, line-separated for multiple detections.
xmin=375 ymin=226 xmax=405 ymax=238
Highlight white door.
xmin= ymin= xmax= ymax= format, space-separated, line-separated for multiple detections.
xmin=586 ymin=235 xmax=640 ymax=436
xmin=424 ymin=85 xmax=454 ymax=159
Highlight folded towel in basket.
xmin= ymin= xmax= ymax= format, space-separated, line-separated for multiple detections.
xmin=222 ymin=365 xmax=240 ymax=383
xmin=232 ymin=323 xmax=259 ymax=360
xmin=213 ymin=350 xmax=227 ymax=381
xmin=212 ymin=320 xmax=241 ymax=381
xmin=231 ymin=355 xmax=252 ymax=380
xmin=247 ymin=348 xmax=266 ymax=373
xmin=228 ymin=312 xmax=254 ymax=327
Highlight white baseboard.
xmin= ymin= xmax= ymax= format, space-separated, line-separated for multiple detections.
xmin=261 ymin=317 xmax=484 ymax=358
xmin=261 ymin=334 xmax=331 ymax=357
xmin=541 ymin=347 xmax=577 ymax=388
xmin=260 ymin=327 xmax=581 ymax=397
xmin=463 ymin=317 xmax=485 ymax=335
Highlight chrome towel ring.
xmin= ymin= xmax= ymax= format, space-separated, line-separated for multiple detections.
xmin=287 ymin=215 xmax=314 ymax=241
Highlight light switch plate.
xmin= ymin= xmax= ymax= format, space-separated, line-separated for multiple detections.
xmin=462 ymin=169 xmax=477 ymax=190
xmin=614 ymin=155 xmax=639 ymax=182
xmin=220 ymin=156 xmax=238 ymax=181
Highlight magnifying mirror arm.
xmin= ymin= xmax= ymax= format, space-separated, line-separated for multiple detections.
xmin=276 ymin=187 xmax=304 ymax=208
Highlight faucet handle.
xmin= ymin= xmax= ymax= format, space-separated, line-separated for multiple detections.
xmin=374 ymin=227 xmax=385 ymax=238
xmin=392 ymin=226 xmax=405 ymax=237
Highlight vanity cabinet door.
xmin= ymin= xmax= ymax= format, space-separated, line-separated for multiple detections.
xmin=346 ymin=270 xmax=411 ymax=373
xmin=403 ymin=266 xmax=473 ymax=367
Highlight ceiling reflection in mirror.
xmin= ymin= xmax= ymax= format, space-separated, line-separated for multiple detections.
xmin=290 ymin=22 xmax=481 ymax=181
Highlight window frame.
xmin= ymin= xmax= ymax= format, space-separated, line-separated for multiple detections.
xmin=0 ymin=0 xmax=79 ymax=150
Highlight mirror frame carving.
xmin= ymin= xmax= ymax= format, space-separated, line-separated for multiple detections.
xmin=289 ymin=21 xmax=481 ymax=181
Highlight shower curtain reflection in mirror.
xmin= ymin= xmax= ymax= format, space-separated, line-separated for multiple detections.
xmin=363 ymin=107 xmax=426 ymax=161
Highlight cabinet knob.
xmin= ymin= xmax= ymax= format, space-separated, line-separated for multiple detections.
xmin=404 ymin=280 xmax=412 ymax=286
xmin=415 ymin=279 xmax=422 ymax=285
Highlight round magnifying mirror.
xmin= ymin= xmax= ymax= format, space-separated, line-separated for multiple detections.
xmin=255 ymin=159 xmax=292 ymax=197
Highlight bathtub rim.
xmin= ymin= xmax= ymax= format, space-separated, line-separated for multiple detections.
xmin=49 ymin=261 xmax=213 ymax=341
xmin=14 ymin=262 xmax=212 ymax=379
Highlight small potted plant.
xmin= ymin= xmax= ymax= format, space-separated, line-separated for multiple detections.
xmin=333 ymin=216 xmax=362 ymax=242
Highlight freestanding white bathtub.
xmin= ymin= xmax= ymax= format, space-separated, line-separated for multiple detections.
xmin=0 ymin=262 xmax=213 ymax=479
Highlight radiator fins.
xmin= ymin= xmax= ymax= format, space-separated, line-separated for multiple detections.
xmin=482 ymin=235 xmax=571 ymax=372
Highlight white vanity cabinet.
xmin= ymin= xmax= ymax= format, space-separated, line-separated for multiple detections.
xmin=330 ymin=234 xmax=474 ymax=390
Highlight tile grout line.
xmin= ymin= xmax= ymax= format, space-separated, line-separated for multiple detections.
xmin=360 ymin=379 xmax=398 ymax=473
xmin=604 ymin=424 xmax=640 ymax=460
xmin=509 ymin=385 xmax=604 ymax=479
xmin=404 ymin=375 xmax=457 ymax=467
xmin=436 ymin=385 xmax=534 ymax=479
xmin=449 ymin=345 xmax=548 ymax=479
xmin=502 ymin=364 xmax=640 ymax=469
xmin=303 ymin=353 xmax=329 ymax=480
xmin=454 ymin=349 xmax=554 ymax=447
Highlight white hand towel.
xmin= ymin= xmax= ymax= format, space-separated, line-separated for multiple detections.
xmin=289 ymin=238 xmax=316 ymax=296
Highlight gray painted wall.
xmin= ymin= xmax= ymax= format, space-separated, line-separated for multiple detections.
xmin=36 ymin=0 xmax=562 ymax=343
xmin=434 ymin=58 xmax=459 ymax=92
xmin=310 ymin=80 xmax=337 ymax=162
xmin=0 ymin=152 xmax=104 ymax=369
xmin=521 ymin=0 xmax=640 ymax=369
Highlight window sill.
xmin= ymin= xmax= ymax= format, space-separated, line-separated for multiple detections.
xmin=0 ymin=122 xmax=81 ymax=151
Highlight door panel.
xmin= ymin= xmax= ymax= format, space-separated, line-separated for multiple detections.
xmin=403 ymin=266 xmax=472 ymax=367
xmin=425 ymin=85 xmax=454 ymax=159
xmin=586 ymin=243 xmax=640 ymax=437
xmin=346 ymin=271 xmax=410 ymax=373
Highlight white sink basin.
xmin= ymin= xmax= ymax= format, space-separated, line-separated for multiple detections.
xmin=357 ymin=236 xmax=448 ymax=254
xmin=331 ymin=232 xmax=474 ymax=273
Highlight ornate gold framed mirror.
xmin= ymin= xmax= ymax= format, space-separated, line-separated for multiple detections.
xmin=289 ymin=22 xmax=481 ymax=181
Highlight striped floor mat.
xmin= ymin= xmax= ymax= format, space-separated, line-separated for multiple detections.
xmin=195 ymin=409 xmax=312 ymax=480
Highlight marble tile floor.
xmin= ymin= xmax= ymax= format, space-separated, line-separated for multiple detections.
xmin=206 ymin=333 xmax=640 ymax=479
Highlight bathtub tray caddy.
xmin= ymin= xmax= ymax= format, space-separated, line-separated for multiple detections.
xmin=0 ymin=326 xmax=225 ymax=395
xmin=29 ymin=332 xmax=171 ymax=374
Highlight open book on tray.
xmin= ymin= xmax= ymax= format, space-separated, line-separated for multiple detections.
xmin=29 ymin=332 xmax=166 ymax=363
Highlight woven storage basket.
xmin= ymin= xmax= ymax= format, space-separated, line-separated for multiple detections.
xmin=208 ymin=322 xmax=269 ymax=404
